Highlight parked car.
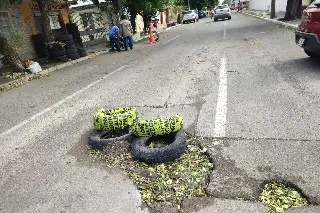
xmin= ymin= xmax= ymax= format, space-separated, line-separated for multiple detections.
xmin=183 ymin=10 xmax=199 ymax=24
xmin=198 ymin=10 xmax=207 ymax=19
xmin=214 ymin=5 xmax=232 ymax=21
xmin=295 ymin=0 xmax=320 ymax=58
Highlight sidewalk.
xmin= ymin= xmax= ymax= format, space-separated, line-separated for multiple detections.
xmin=0 ymin=24 xmax=179 ymax=92
xmin=241 ymin=9 xmax=300 ymax=29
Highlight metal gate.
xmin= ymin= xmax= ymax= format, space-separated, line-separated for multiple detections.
xmin=71 ymin=12 xmax=106 ymax=47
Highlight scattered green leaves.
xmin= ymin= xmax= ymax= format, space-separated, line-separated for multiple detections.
xmin=259 ymin=182 xmax=308 ymax=213
xmin=87 ymin=138 xmax=213 ymax=211
xmin=0 ymin=72 xmax=27 ymax=79
xmin=0 ymin=73 xmax=50 ymax=92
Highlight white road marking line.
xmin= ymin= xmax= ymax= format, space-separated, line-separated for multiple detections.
xmin=223 ymin=22 xmax=227 ymax=39
xmin=163 ymin=35 xmax=180 ymax=45
xmin=214 ymin=57 xmax=228 ymax=137
xmin=0 ymin=65 xmax=127 ymax=138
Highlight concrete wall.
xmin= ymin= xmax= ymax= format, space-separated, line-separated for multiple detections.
xmin=249 ymin=0 xmax=287 ymax=12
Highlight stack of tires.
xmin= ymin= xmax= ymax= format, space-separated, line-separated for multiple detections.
xmin=56 ymin=35 xmax=80 ymax=60
xmin=66 ymin=23 xmax=87 ymax=58
xmin=89 ymin=107 xmax=187 ymax=164
xmin=66 ymin=23 xmax=83 ymax=47
xmin=47 ymin=42 xmax=68 ymax=62
xmin=32 ymin=34 xmax=49 ymax=59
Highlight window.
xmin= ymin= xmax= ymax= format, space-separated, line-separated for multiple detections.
xmin=0 ymin=12 xmax=13 ymax=38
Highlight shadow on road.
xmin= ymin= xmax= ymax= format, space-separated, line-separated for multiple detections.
xmin=278 ymin=57 xmax=320 ymax=74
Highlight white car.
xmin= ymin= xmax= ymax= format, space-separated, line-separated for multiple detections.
xmin=214 ymin=5 xmax=231 ymax=21
xmin=183 ymin=10 xmax=199 ymax=24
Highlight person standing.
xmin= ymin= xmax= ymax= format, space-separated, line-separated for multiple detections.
xmin=109 ymin=25 xmax=120 ymax=52
xmin=119 ymin=15 xmax=134 ymax=51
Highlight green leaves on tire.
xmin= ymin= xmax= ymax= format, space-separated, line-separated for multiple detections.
xmin=93 ymin=107 xmax=138 ymax=131
xmin=131 ymin=115 xmax=184 ymax=137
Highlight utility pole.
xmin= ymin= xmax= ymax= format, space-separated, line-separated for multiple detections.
xmin=188 ymin=0 xmax=190 ymax=10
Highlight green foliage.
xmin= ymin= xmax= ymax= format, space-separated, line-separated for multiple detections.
xmin=189 ymin=0 xmax=219 ymax=9
xmin=88 ymin=138 xmax=214 ymax=211
xmin=259 ymin=182 xmax=308 ymax=213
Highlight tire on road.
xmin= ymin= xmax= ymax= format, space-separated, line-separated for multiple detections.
xmin=131 ymin=115 xmax=183 ymax=137
xmin=304 ymin=50 xmax=319 ymax=58
xmin=89 ymin=129 xmax=134 ymax=150
xmin=93 ymin=107 xmax=138 ymax=131
xmin=131 ymin=129 xmax=187 ymax=164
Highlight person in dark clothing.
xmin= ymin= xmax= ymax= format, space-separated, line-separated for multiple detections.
xmin=109 ymin=25 xmax=120 ymax=52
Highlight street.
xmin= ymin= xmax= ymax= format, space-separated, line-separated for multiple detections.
xmin=1 ymin=12 xmax=320 ymax=213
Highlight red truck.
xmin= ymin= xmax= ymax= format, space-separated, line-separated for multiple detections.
xmin=295 ymin=0 xmax=320 ymax=58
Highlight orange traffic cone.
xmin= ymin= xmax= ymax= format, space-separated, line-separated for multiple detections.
xmin=149 ymin=27 xmax=157 ymax=44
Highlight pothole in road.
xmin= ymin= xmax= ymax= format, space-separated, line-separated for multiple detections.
xmin=87 ymin=134 xmax=214 ymax=212
xmin=259 ymin=181 xmax=309 ymax=213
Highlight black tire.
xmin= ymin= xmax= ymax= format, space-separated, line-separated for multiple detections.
xmin=131 ymin=130 xmax=187 ymax=164
xmin=47 ymin=43 xmax=64 ymax=51
xmin=214 ymin=18 xmax=218 ymax=22
xmin=304 ymin=50 xmax=319 ymax=58
xmin=49 ymin=49 xmax=66 ymax=58
xmin=77 ymin=47 xmax=86 ymax=53
xmin=35 ymin=49 xmax=49 ymax=58
xmin=32 ymin=34 xmax=46 ymax=44
xmin=65 ymin=44 xmax=77 ymax=50
xmin=56 ymin=34 xmax=73 ymax=42
xmin=66 ymin=23 xmax=79 ymax=33
xmin=132 ymin=115 xmax=183 ymax=137
xmin=61 ymin=40 xmax=75 ymax=46
xmin=89 ymin=129 xmax=134 ymax=150
xmin=79 ymin=52 xmax=87 ymax=57
xmin=71 ymin=32 xmax=81 ymax=39
xmin=53 ymin=56 xmax=69 ymax=62
xmin=66 ymin=48 xmax=78 ymax=54
xmin=228 ymin=17 xmax=231 ymax=20
xmin=68 ymin=53 xmax=80 ymax=60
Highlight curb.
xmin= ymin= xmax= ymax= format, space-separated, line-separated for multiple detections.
xmin=0 ymin=24 xmax=182 ymax=91
xmin=242 ymin=11 xmax=298 ymax=29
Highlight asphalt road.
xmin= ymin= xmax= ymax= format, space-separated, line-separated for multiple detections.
xmin=1 ymin=12 xmax=320 ymax=213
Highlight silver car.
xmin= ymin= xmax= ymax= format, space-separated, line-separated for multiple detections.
xmin=183 ymin=10 xmax=199 ymax=24
xmin=214 ymin=5 xmax=231 ymax=21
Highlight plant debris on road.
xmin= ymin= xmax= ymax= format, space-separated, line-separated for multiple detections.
xmin=259 ymin=182 xmax=308 ymax=213
xmin=88 ymin=136 xmax=213 ymax=212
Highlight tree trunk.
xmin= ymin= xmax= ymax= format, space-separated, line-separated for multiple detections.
xmin=283 ymin=0 xmax=302 ymax=21
xmin=37 ymin=0 xmax=55 ymax=42
xmin=165 ymin=7 xmax=170 ymax=24
xmin=270 ymin=0 xmax=276 ymax=19
xmin=0 ymin=34 xmax=25 ymax=73
xmin=116 ymin=0 xmax=122 ymax=16
xmin=142 ymin=14 xmax=149 ymax=33
xmin=130 ymin=12 xmax=137 ymax=34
